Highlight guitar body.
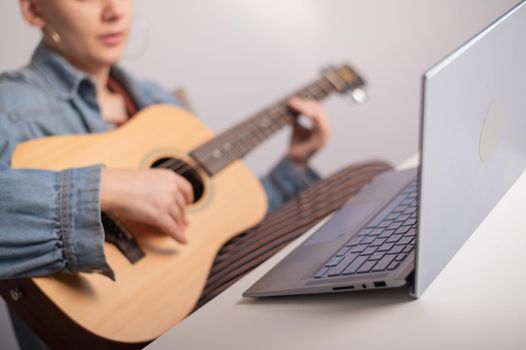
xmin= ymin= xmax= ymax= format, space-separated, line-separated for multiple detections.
xmin=4 ymin=105 xmax=267 ymax=348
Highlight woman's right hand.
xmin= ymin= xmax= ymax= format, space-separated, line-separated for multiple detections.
xmin=99 ymin=168 xmax=194 ymax=244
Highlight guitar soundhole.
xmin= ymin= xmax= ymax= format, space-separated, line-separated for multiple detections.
xmin=150 ymin=157 xmax=205 ymax=203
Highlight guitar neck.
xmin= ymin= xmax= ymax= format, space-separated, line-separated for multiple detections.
xmin=190 ymin=76 xmax=337 ymax=176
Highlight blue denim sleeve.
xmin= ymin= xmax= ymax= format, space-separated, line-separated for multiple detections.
xmin=0 ymin=120 xmax=114 ymax=280
xmin=259 ymin=157 xmax=321 ymax=215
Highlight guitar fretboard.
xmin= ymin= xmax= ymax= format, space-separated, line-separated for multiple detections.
xmin=190 ymin=76 xmax=337 ymax=176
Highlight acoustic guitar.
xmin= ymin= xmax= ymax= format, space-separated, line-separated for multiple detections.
xmin=0 ymin=64 xmax=365 ymax=349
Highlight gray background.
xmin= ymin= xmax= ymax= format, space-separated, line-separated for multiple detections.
xmin=0 ymin=1 xmax=518 ymax=348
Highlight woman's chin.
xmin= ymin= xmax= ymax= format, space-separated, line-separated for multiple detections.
xmin=96 ymin=50 xmax=126 ymax=66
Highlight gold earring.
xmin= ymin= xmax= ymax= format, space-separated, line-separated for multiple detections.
xmin=51 ymin=31 xmax=61 ymax=44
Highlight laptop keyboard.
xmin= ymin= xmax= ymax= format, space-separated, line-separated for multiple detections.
xmin=313 ymin=179 xmax=418 ymax=279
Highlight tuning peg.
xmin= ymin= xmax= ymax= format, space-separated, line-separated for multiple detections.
xmin=350 ymin=87 xmax=367 ymax=103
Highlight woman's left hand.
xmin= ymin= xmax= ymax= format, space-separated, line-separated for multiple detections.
xmin=286 ymin=97 xmax=332 ymax=169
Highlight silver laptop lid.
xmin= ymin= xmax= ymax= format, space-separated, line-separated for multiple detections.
xmin=415 ymin=1 xmax=526 ymax=297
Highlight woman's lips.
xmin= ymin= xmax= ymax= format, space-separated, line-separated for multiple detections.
xmin=98 ymin=32 xmax=124 ymax=46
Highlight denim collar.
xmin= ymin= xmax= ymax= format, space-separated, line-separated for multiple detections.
xmin=30 ymin=41 xmax=145 ymax=107
xmin=31 ymin=41 xmax=89 ymax=100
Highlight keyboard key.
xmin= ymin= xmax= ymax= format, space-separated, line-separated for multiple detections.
xmin=346 ymin=236 xmax=363 ymax=247
xmin=398 ymin=236 xmax=413 ymax=245
xmin=369 ymin=251 xmax=386 ymax=261
xmin=379 ymin=229 xmax=396 ymax=239
xmin=403 ymin=206 xmax=417 ymax=214
xmin=368 ymin=228 xmax=384 ymax=236
xmin=372 ymin=254 xmax=397 ymax=272
xmin=377 ymin=242 xmax=395 ymax=252
xmin=314 ymin=266 xmax=330 ymax=278
xmin=370 ymin=238 xmax=386 ymax=246
xmin=360 ymin=236 xmax=375 ymax=244
xmin=404 ymin=228 xmax=417 ymax=237
xmin=395 ymin=253 xmax=407 ymax=261
xmin=335 ymin=246 xmax=351 ymax=256
xmin=357 ymin=260 xmax=377 ymax=274
xmin=326 ymin=256 xmax=345 ymax=267
xmin=362 ymin=246 xmax=377 ymax=255
xmin=403 ymin=245 xmax=415 ymax=253
xmin=395 ymin=214 xmax=410 ymax=222
xmin=388 ymin=245 xmax=405 ymax=254
xmin=357 ymin=229 xmax=369 ymax=237
xmin=395 ymin=225 xmax=412 ymax=234
xmin=386 ymin=234 xmax=404 ymax=243
xmin=342 ymin=256 xmax=368 ymax=275
xmin=327 ymin=253 xmax=360 ymax=276
xmin=387 ymin=261 xmax=400 ymax=271
xmin=349 ymin=244 xmax=368 ymax=253
xmin=385 ymin=213 xmax=399 ymax=221
xmin=393 ymin=205 xmax=408 ymax=213
xmin=406 ymin=218 xmax=417 ymax=226
xmin=377 ymin=220 xmax=392 ymax=228
xmin=387 ymin=222 xmax=403 ymax=230
xmin=365 ymin=212 xmax=392 ymax=229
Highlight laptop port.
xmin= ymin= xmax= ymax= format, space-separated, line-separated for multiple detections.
xmin=333 ymin=285 xmax=355 ymax=291
xmin=374 ymin=281 xmax=387 ymax=287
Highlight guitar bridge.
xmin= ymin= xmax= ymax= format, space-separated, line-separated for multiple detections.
xmin=101 ymin=212 xmax=145 ymax=264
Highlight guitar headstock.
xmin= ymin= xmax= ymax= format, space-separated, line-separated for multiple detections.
xmin=322 ymin=64 xmax=367 ymax=103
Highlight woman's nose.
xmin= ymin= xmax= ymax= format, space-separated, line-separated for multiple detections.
xmin=102 ymin=0 xmax=126 ymax=22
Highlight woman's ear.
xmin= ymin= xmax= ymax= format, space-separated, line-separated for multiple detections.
xmin=19 ymin=0 xmax=46 ymax=29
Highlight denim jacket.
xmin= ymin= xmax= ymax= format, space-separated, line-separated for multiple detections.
xmin=0 ymin=42 xmax=320 ymax=281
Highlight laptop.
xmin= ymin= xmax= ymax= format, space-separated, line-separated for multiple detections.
xmin=243 ymin=1 xmax=526 ymax=299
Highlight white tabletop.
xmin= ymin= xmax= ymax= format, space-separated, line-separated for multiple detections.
xmin=147 ymin=155 xmax=526 ymax=350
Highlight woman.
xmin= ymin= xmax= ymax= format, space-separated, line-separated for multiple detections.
xmin=0 ymin=0 xmax=390 ymax=348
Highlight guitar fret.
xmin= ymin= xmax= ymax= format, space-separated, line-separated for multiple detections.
xmin=234 ymin=128 xmax=250 ymax=157
xmin=312 ymin=83 xmax=326 ymax=99
xmin=320 ymin=78 xmax=336 ymax=94
xmin=317 ymin=79 xmax=331 ymax=95
xmin=269 ymin=117 xmax=282 ymax=132
xmin=242 ymin=123 xmax=259 ymax=153
xmin=305 ymin=86 xmax=316 ymax=99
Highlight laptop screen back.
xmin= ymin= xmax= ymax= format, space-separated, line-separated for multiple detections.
xmin=415 ymin=1 xmax=526 ymax=297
